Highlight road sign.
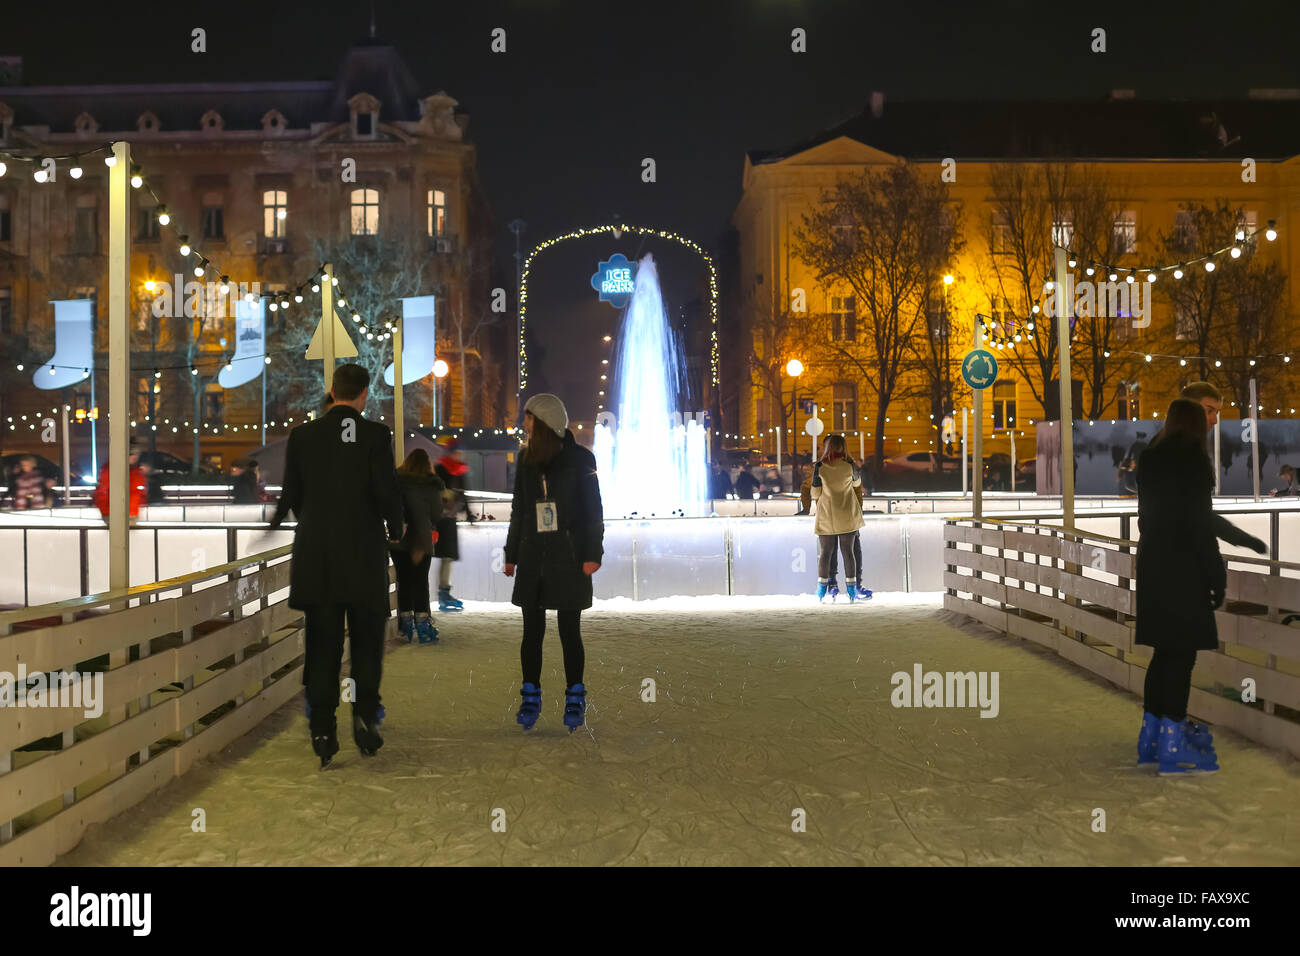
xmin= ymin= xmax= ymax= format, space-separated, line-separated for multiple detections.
xmin=804 ymin=416 xmax=824 ymax=437
xmin=961 ymin=349 xmax=998 ymax=390
xmin=799 ymin=398 xmax=815 ymax=414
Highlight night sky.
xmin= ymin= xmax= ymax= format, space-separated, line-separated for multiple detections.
xmin=8 ymin=0 xmax=1300 ymax=413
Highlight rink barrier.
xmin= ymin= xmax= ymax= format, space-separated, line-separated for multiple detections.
xmin=943 ymin=519 xmax=1300 ymax=759
xmin=0 ymin=545 xmax=400 ymax=866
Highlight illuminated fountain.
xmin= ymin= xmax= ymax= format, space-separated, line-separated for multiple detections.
xmin=593 ymin=254 xmax=708 ymax=518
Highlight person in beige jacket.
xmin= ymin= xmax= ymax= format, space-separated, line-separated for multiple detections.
xmin=810 ymin=434 xmax=865 ymax=602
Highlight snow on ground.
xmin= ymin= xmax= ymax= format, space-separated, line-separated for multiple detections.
xmin=61 ymin=594 xmax=1299 ymax=866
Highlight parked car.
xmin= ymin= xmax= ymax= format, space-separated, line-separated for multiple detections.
xmin=1 ymin=452 xmax=89 ymax=489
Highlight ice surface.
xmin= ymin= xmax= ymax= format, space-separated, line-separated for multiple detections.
xmin=60 ymin=595 xmax=1299 ymax=865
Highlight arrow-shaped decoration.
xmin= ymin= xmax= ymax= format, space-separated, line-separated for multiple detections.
xmin=304 ymin=304 xmax=359 ymax=360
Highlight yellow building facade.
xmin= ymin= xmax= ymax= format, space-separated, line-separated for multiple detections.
xmin=732 ymin=100 xmax=1300 ymax=469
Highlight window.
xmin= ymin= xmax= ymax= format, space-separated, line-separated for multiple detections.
xmin=0 ymin=193 xmax=9 ymax=241
xmin=137 ymin=206 xmax=160 ymax=241
xmin=427 ymin=189 xmax=447 ymax=237
xmin=1051 ymin=216 xmax=1073 ymax=250
xmin=992 ymin=381 xmax=1016 ymax=430
xmin=200 ymin=192 xmax=224 ymax=240
xmin=0 ymin=287 xmax=11 ymax=334
xmin=203 ymin=388 xmax=224 ymax=423
xmin=263 ymin=190 xmax=287 ymax=238
xmin=1237 ymin=209 xmax=1258 ymax=249
xmin=1174 ymin=209 xmax=1197 ymax=252
xmin=832 ymin=383 xmax=857 ymax=433
xmin=1174 ymin=302 xmax=1197 ymax=341
xmin=991 ymin=210 xmax=1012 ymax=254
xmin=927 ymin=285 xmax=950 ymax=336
xmin=1118 ymin=383 xmax=1140 ymax=420
xmin=1113 ymin=210 xmax=1137 ymax=254
xmin=351 ymin=188 xmax=379 ymax=235
xmin=990 ymin=295 xmax=1015 ymax=339
xmin=200 ymin=283 xmax=227 ymax=333
xmin=74 ymin=195 xmax=98 ymax=254
xmin=830 ymin=295 xmax=856 ymax=341
xmin=831 ymin=207 xmax=855 ymax=251
xmin=356 ymin=112 xmax=373 ymax=137
xmin=135 ymin=376 xmax=152 ymax=422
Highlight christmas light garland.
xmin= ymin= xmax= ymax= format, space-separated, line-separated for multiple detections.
xmin=519 ymin=223 xmax=720 ymax=395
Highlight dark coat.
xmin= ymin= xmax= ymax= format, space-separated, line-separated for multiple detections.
xmin=734 ymin=469 xmax=759 ymax=499
xmin=232 ymin=470 xmax=260 ymax=504
xmin=1135 ymin=437 xmax=1226 ymax=651
xmin=271 ymin=405 xmax=404 ymax=612
xmin=397 ymin=472 xmax=444 ymax=554
xmin=505 ymin=430 xmax=604 ymax=610
xmin=434 ymin=460 xmax=469 ymax=559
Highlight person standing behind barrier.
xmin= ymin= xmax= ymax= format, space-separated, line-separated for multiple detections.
xmin=1179 ymin=381 xmax=1268 ymax=554
xmin=811 ymin=434 xmax=865 ymax=603
xmin=504 ymin=393 xmax=604 ymax=733
xmin=434 ymin=437 xmax=471 ymax=612
xmin=95 ymin=442 xmax=148 ymax=526
xmin=270 ymin=363 xmax=404 ymax=768
xmin=393 ymin=448 xmax=445 ymax=644
xmin=1134 ymin=398 xmax=1224 ymax=775
xmin=12 ymin=456 xmax=53 ymax=510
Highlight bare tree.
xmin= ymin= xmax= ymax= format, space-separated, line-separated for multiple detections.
xmin=739 ymin=283 xmax=818 ymax=453
xmin=794 ymin=163 xmax=956 ymax=472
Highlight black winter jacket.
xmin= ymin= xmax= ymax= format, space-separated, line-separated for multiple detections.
xmin=505 ymin=430 xmax=604 ymax=610
xmin=397 ymin=472 xmax=445 ymax=554
xmin=1135 ymin=437 xmax=1226 ymax=651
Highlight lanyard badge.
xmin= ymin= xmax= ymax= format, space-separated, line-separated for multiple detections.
xmin=536 ymin=474 xmax=558 ymax=532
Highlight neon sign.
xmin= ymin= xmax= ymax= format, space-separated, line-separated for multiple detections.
xmin=591 ymin=253 xmax=638 ymax=308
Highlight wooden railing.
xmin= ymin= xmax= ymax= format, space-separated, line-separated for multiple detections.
xmin=943 ymin=519 xmax=1300 ymax=758
xmin=0 ymin=545 xmax=393 ymax=866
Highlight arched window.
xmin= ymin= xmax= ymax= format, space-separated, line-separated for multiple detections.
xmin=350 ymin=188 xmax=379 ymax=235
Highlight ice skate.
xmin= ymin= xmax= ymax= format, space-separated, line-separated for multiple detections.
xmin=1183 ymin=718 xmax=1213 ymax=753
xmin=1157 ymin=717 xmax=1218 ymax=775
xmin=846 ymin=584 xmax=858 ymax=603
xmin=438 ymin=588 xmax=464 ymax=612
xmin=312 ymin=731 xmax=339 ymax=769
xmin=564 ymin=683 xmax=587 ymax=733
xmin=1137 ymin=712 xmax=1160 ymax=765
xmin=415 ymin=613 xmax=439 ymax=644
xmin=352 ymin=713 xmax=383 ymax=757
xmin=516 ymin=682 xmax=542 ymax=730
xmin=397 ymin=611 xmax=416 ymax=642
xmin=828 ymin=582 xmax=840 ymax=602
xmin=817 ymin=582 xmax=828 ymax=602
xmin=375 ymin=704 xmax=386 ymax=729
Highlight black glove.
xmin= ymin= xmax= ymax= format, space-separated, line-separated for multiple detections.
xmin=1245 ymin=534 xmax=1268 ymax=555
xmin=812 ymin=462 xmax=823 ymax=488
xmin=1210 ymin=585 xmax=1225 ymax=610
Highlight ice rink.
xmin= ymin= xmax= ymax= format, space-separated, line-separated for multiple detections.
xmin=60 ymin=594 xmax=1299 ymax=866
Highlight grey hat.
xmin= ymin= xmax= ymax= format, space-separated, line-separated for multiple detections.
xmin=524 ymin=393 xmax=568 ymax=437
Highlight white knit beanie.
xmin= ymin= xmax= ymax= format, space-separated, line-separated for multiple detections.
xmin=524 ymin=393 xmax=568 ymax=437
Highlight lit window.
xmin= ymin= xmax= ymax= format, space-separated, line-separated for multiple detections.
xmin=428 ymin=189 xmax=447 ymax=237
xmin=263 ymin=190 xmax=287 ymax=238
xmin=351 ymin=188 xmax=379 ymax=235
xmin=1113 ymin=210 xmax=1137 ymax=255
xmin=992 ymin=381 xmax=1017 ymax=430
xmin=829 ymin=295 xmax=856 ymax=341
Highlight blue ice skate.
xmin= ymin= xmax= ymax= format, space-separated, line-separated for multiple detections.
xmin=415 ymin=614 xmax=439 ymax=644
xmin=817 ymin=582 xmax=828 ymax=602
xmin=438 ymin=588 xmax=464 ymax=612
xmin=1157 ymin=717 xmax=1218 ymax=775
xmin=1137 ymin=711 xmax=1159 ymax=765
xmin=516 ymin=682 xmax=542 ymax=730
xmin=397 ymin=612 xmax=416 ymax=642
xmin=828 ymin=582 xmax=840 ymax=602
xmin=563 ymin=683 xmax=587 ymax=733
xmin=1183 ymin=718 xmax=1213 ymax=752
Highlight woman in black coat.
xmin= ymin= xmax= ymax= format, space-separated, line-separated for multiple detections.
xmin=504 ymin=393 xmax=604 ymax=732
xmin=393 ymin=448 xmax=445 ymax=643
xmin=1134 ymin=398 xmax=1224 ymax=774
xmin=433 ymin=439 xmax=471 ymax=611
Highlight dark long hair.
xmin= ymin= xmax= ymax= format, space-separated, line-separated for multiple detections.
xmin=820 ymin=434 xmax=847 ymax=463
xmin=524 ymin=417 xmax=563 ymax=468
xmin=398 ymin=448 xmax=433 ymax=477
xmin=1152 ymin=398 xmax=1209 ymax=449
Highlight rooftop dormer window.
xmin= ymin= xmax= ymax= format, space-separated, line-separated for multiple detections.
xmin=261 ymin=109 xmax=287 ymax=135
xmin=74 ymin=112 xmax=99 ymax=136
xmin=200 ymin=110 xmax=224 ymax=133
xmin=137 ymin=111 xmax=160 ymax=134
xmin=348 ymin=93 xmax=381 ymax=140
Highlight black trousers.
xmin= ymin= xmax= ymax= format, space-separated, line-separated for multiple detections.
xmin=304 ymin=604 xmax=386 ymax=734
xmin=827 ymin=531 xmax=863 ymax=585
xmin=520 ymin=606 xmax=585 ymax=688
xmin=1142 ymin=647 xmax=1198 ymax=721
xmin=392 ymin=549 xmax=432 ymax=614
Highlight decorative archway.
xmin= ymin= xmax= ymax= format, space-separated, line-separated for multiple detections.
xmin=518 ymin=223 xmax=719 ymax=392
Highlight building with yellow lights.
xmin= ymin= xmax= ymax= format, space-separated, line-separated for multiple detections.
xmin=0 ymin=40 xmax=503 ymax=471
xmin=731 ymin=92 xmax=1300 ymax=480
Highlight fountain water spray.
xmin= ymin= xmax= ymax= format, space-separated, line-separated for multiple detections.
xmin=595 ymin=254 xmax=707 ymax=518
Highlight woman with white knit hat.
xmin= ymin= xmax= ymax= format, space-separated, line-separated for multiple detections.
xmin=504 ymin=393 xmax=605 ymax=732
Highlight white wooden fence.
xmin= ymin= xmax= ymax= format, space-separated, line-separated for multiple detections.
xmin=943 ymin=519 xmax=1300 ymax=758
xmin=0 ymin=546 xmax=394 ymax=866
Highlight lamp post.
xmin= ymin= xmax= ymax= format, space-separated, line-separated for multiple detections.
xmin=433 ymin=358 xmax=449 ymax=428
xmin=786 ymin=358 xmax=804 ymax=459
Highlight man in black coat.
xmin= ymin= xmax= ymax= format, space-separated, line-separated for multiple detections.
xmin=270 ymin=363 xmax=404 ymax=767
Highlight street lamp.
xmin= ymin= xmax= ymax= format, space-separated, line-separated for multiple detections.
xmin=786 ymin=359 xmax=804 ymax=457
xmin=433 ymin=358 xmax=450 ymax=427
